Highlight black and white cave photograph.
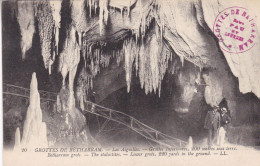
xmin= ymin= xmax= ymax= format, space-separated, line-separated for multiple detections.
xmin=2 ymin=0 xmax=260 ymax=160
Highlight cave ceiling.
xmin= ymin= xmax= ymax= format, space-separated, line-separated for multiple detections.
xmin=7 ymin=0 xmax=260 ymax=106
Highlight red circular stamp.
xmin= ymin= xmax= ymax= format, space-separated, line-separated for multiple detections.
xmin=213 ymin=6 xmax=257 ymax=53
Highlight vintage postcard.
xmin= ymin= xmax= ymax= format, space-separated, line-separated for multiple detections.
xmin=1 ymin=0 xmax=260 ymax=165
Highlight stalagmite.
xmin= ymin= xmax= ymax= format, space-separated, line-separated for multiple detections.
xmin=18 ymin=72 xmax=48 ymax=149
xmin=13 ymin=128 xmax=21 ymax=151
xmin=17 ymin=1 xmax=35 ymax=59
xmin=187 ymin=136 xmax=193 ymax=150
xmin=39 ymin=123 xmax=48 ymax=146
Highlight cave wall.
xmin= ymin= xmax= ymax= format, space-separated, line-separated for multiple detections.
xmin=202 ymin=0 xmax=260 ymax=97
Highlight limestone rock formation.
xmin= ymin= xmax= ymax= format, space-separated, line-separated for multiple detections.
xmin=187 ymin=136 xmax=193 ymax=150
xmin=17 ymin=1 xmax=35 ymax=59
xmin=13 ymin=73 xmax=48 ymax=150
xmin=54 ymin=86 xmax=99 ymax=147
xmin=3 ymin=0 xmax=260 ymax=146
xmin=13 ymin=128 xmax=21 ymax=152
xmin=15 ymin=0 xmax=260 ymax=103
xmin=50 ymin=1 xmax=62 ymax=54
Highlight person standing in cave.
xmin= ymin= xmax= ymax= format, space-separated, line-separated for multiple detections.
xmin=220 ymin=107 xmax=231 ymax=130
xmin=218 ymin=107 xmax=231 ymax=146
xmin=204 ymin=106 xmax=221 ymax=146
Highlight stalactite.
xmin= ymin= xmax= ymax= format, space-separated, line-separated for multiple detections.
xmin=124 ymin=38 xmax=138 ymax=92
xmin=122 ymin=24 xmax=172 ymax=96
xmin=88 ymin=0 xmax=92 ymax=17
xmin=17 ymin=1 xmax=35 ymax=59
xmin=57 ymin=26 xmax=81 ymax=116
xmin=87 ymin=0 xmax=98 ymax=17
xmin=116 ymin=49 xmax=124 ymax=66
xmin=70 ymin=0 xmax=102 ymax=97
xmin=100 ymin=51 xmax=111 ymax=68
xmin=49 ymin=1 xmax=61 ymax=55
xmin=109 ymin=0 xmax=136 ymax=17
xmin=141 ymin=26 xmax=171 ymax=95
xmin=59 ymin=27 xmax=80 ymax=87
xmin=117 ymin=0 xmax=175 ymax=96
xmin=159 ymin=5 xmax=164 ymax=39
xmin=35 ymin=1 xmax=55 ymax=73
xmin=16 ymin=0 xmax=174 ymax=98
xmin=99 ymin=0 xmax=109 ymax=35
xmin=78 ymin=44 xmax=124 ymax=103
xmin=71 ymin=0 xmax=88 ymax=46
xmin=203 ymin=70 xmax=224 ymax=106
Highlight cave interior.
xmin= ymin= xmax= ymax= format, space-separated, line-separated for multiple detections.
xmin=2 ymin=0 xmax=260 ymax=149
